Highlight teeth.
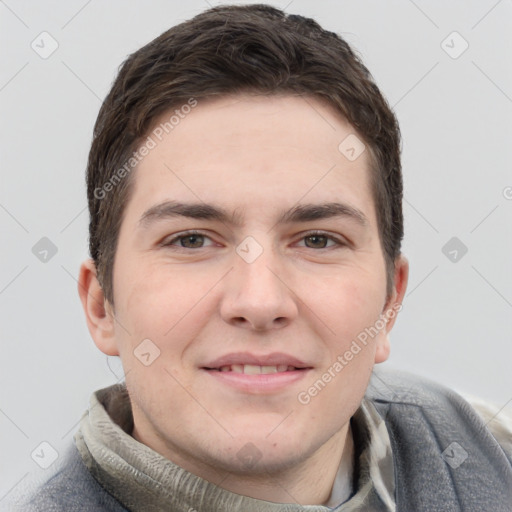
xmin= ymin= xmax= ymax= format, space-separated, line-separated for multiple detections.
xmin=217 ymin=364 xmax=297 ymax=373
xmin=244 ymin=364 xmax=261 ymax=375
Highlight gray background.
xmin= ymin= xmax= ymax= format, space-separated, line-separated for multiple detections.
xmin=1 ymin=0 xmax=511 ymax=498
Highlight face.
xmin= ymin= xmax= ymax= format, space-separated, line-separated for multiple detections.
xmin=84 ymin=94 xmax=407 ymax=484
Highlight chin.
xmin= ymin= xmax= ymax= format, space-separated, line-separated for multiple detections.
xmin=227 ymin=418 xmax=304 ymax=449
xmin=215 ymin=441 xmax=312 ymax=477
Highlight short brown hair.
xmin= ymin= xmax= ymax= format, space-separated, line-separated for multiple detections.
xmin=86 ymin=3 xmax=403 ymax=305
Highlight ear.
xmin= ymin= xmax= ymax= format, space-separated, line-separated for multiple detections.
xmin=78 ymin=259 xmax=119 ymax=356
xmin=374 ymin=254 xmax=409 ymax=364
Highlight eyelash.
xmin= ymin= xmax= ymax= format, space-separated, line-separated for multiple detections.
xmin=297 ymin=230 xmax=347 ymax=249
xmin=162 ymin=230 xmax=214 ymax=248
xmin=161 ymin=230 xmax=347 ymax=249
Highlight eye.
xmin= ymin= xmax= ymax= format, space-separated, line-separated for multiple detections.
xmin=163 ymin=231 xmax=215 ymax=249
xmin=297 ymin=232 xmax=344 ymax=249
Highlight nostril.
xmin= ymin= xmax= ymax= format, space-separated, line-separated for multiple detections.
xmin=232 ymin=317 xmax=249 ymax=326
xmin=229 ymin=316 xmax=288 ymax=331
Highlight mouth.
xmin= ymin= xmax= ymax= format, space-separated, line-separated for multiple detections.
xmin=204 ymin=364 xmax=308 ymax=374
xmin=201 ymin=353 xmax=313 ymax=393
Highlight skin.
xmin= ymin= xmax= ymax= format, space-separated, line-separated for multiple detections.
xmin=79 ymin=94 xmax=408 ymax=505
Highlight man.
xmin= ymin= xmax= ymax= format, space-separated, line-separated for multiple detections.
xmin=6 ymin=4 xmax=511 ymax=511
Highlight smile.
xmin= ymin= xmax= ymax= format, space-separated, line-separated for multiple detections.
xmin=211 ymin=364 xmax=303 ymax=374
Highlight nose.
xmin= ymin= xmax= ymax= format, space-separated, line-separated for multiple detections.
xmin=219 ymin=247 xmax=299 ymax=331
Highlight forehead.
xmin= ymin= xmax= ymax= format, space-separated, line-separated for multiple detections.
xmin=146 ymin=94 xmax=361 ymax=163
xmin=125 ymin=94 xmax=375 ymax=223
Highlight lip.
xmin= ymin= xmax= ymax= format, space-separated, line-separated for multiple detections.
xmin=201 ymin=352 xmax=313 ymax=394
xmin=202 ymin=352 xmax=310 ymax=369
xmin=202 ymin=367 xmax=312 ymax=393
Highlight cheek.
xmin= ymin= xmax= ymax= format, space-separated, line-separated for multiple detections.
xmin=113 ymin=263 xmax=227 ymax=386
xmin=300 ymin=272 xmax=386 ymax=402
xmin=124 ymin=359 xmax=205 ymax=444
xmin=304 ymin=268 xmax=385 ymax=338
xmin=116 ymin=261 xmax=214 ymax=336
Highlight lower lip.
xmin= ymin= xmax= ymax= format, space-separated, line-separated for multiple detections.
xmin=202 ymin=368 xmax=311 ymax=393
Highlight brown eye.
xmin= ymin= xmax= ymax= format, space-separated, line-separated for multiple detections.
xmin=304 ymin=234 xmax=329 ymax=248
xmin=163 ymin=231 xmax=216 ymax=249
xmin=178 ymin=234 xmax=205 ymax=248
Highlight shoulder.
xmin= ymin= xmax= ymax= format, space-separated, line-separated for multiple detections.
xmin=1 ymin=443 xmax=126 ymax=512
xmin=367 ymin=367 xmax=512 ymax=465
xmin=365 ymin=367 xmax=512 ymax=509
xmin=461 ymin=393 xmax=512 ymax=462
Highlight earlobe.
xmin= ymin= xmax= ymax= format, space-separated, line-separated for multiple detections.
xmin=374 ymin=333 xmax=390 ymax=363
xmin=78 ymin=259 xmax=119 ymax=356
xmin=375 ymin=254 xmax=409 ymax=364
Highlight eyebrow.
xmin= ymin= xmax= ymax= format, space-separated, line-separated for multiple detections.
xmin=277 ymin=202 xmax=368 ymax=227
xmin=138 ymin=200 xmax=368 ymax=229
xmin=139 ymin=201 xmax=242 ymax=228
